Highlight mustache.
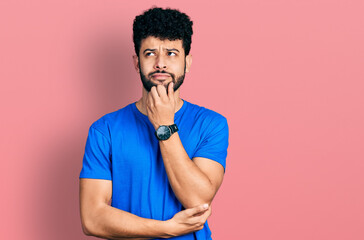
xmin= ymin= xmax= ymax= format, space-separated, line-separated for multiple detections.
xmin=148 ymin=70 xmax=175 ymax=78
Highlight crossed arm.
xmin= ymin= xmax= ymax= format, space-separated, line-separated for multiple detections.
xmin=79 ymin=84 xmax=226 ymax=239
xmin=79 ymin=150 xmax=223 ymax=239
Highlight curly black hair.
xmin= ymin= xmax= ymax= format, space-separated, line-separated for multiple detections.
xmin=133 ymin=7 xmax=193 ymax=56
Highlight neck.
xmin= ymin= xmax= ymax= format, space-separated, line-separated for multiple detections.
xmin=136 ymin=87 xmax=184 ymax=115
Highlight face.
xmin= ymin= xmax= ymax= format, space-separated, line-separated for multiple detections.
xmin=134 ymin=36 xmax=192 ymax=92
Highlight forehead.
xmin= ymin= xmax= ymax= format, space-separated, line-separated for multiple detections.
xmin=140 ymin=36 xmax=183 ymax=51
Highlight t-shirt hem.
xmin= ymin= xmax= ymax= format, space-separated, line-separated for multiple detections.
xmin=79 ymin=174 xmax=112 ymax=181
xmin=192 ymin=154 xmax=226 ymax=172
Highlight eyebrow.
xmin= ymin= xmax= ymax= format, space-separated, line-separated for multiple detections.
xmin=143 ymin=48 xmax=156 ymax=54
xmin=166 ymin=48 xmax=180 ymax=52
xmin=143 ymin=48 xmax=180 ymax=54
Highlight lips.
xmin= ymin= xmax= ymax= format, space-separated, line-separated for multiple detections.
xmin=151 ymin=73 xmax=171 ymax=79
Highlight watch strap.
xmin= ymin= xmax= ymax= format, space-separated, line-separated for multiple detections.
xmin=168 ymin=124 xmax=179 ymax=134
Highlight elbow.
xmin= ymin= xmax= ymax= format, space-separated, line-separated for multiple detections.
xmin=191 ymin=197 xmax=213 ymax=209
xmin=196 ymin=195 xmax=214 ymax=207
xmin=197 ymin=182 xmax=216 ymax=206
xmin=81 ymin=223 xmax=91 ymax=236
xmin=82 ymin=220 xmax=106 ymax=238
xmin=81 ymin=214 xmax=113 ymax=239
xmin=81 ymin=214 xmax=103 ymax=237
xmin=80 ymin=204 xmax=114 ymax=238
xmin=184 ymin=187 xmax=216 ymax=209
xmin=80 ymin=204 xmax=107 ymax=237
xmin=82 ymin=228 xmax=92 ymax=236
xmin=81 ymin=218 xmax=95 ymax=236
xmin=183 ymin=198 xmax=213 ymax=210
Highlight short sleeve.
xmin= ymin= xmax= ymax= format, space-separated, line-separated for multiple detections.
xmin=79 ymin=125 xmax=112 ymax=180
xmin=193 ymin=116 xmax=229 ymax=171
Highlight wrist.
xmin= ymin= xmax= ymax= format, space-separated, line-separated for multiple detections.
xmin=155 ymin=124 xmax=179 ymax=141
xmin=154 ymin=121 xmax=175 ymax=130
xmin=162 ymin=220 xmax=177 ymax=238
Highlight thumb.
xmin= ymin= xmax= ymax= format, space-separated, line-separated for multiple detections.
xmin=168 ymin=82 xmax=174 ymax=100
xmin=185 ymin=204 xmax=209 ymax=217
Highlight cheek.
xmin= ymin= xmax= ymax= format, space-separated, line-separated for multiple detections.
xmin=170 ymin=60 xmax=185 ymax=73
xmin=139 ymin=62 xmax=152 ymax=74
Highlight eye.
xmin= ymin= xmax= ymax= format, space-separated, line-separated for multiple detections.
xmin=168 ymin=52 xmax=177 ymax=56
xmin=146 ymin=52 xmax=155 ymax=56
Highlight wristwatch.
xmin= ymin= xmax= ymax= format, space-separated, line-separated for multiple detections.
xmin=155 ymin=124 xmax=179 ymax=141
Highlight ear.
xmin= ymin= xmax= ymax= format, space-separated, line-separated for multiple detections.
xmin=132 ymin=55 xmax=140 ymax=73
xmin=185 ymin=54 xmax=192 ymax=73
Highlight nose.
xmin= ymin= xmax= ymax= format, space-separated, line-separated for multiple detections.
xmin=154 ymin=55 xmax=167 ymax=70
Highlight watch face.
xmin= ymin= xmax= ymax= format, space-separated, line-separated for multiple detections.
xmin=156 ymin=125 xmax=171 ymax=140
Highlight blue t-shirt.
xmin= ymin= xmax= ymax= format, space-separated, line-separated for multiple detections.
xmin=80 ymin=100 xmax=229 ymax=240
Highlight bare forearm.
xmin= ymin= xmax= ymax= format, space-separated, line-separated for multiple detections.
xmin=109 ymin=237 xmax=150 ymax=240
xmin=84 ymin=204 xmax=171 ymax=239
xmin=159 ymin=133 xmax=215 ymax=208
xmin=145 ymin=85 xmax=218 ymax=209
xmin=110 ymin=237 xmax=150 ymax=240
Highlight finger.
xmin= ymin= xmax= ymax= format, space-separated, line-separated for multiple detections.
xmin=147 ymin=91 xmax=154 ymax=107
xmin=150 ymin=86 xmax=159 ymax=103
xmin=156 ymin=84 xmax=168 ymax=101
xmin=168 ymin=82 xmax=174 ymax=101
xmin=194 ymin=206 xmax=212 ymax=223
xmin=204 ymin=206 xmax=212 ymax=219
xmin=184 ymin=204 xmax=209 ymax=217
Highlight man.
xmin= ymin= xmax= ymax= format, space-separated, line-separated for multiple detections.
xmin=79 ymin=7 xmax=229 ymax=240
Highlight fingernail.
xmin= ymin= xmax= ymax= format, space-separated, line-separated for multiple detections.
xmin=203 ymin=204 xmax=208 ymax=209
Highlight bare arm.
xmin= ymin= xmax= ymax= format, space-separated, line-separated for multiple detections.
xmin=146 ymin=84 xmax=225 ymax=209
xmin=159 ymin=134 xmax=224 ymax=209
xmin=79 ymin=178 xmax=212 ymax=239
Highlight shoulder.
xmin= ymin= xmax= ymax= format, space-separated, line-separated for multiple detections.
xmin=89 ymin=103 xmax=134 ymax=137
xmin=185 ymin=101 xmax=228 ymax=128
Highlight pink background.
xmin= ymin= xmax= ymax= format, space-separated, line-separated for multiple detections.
xmin=1 ymin=0 xmax=363 ymax=239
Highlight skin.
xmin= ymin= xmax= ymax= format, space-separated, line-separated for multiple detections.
xmin=79 ymin=36 xmax=225 ymax=239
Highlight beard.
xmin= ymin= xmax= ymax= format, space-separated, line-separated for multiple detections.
xmin=139 ymin=61 xmax=186 ymax=92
